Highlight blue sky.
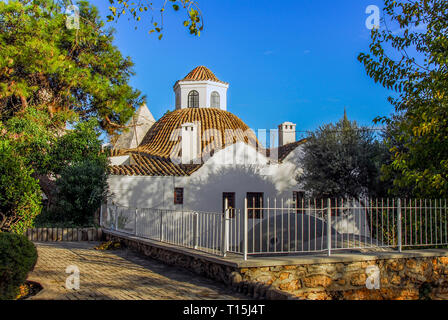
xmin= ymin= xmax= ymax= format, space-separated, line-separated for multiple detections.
xmin=91 ymin=0 xmax=393 ymax=140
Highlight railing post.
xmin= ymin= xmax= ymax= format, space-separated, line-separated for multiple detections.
xmin=397 ymin=198 xmax=402 ymax=252
xmin=222 ymin=199 xmax=229 ymax=257
xmin=100 ymin=201 xmax=104 ymax=228
xmin=115 ymin=205 xmax=119 ymax=231
xmin=159 ymin=209 xmax=164 ymax=242
xmin=193 ymin=212 xmax=199 ymax=249
xmin=327 ymin=198 xmax=332 ymax=256
xmin=243 ymin=197 xmax=248 ymax=261
xmin=134 ymin=208 xmax=138 ymax=236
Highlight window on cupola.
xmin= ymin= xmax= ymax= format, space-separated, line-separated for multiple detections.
xmin=188 ymin=90 xmax=199 ymax=108
xmin=211 ymin=91 xmax=220 ymax=108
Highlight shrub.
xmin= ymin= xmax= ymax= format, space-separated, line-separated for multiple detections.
xmin=0 ymin=139 xmax=42 ymax=234
xmin=0 ymin=232 xmax=38 ymax=300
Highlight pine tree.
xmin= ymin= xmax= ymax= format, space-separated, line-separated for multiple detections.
xmin=0 ymin=0 xmax=144 ymax=134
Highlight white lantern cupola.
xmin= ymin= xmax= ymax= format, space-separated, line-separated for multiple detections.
xmin=173 ymin=66 xmax=229 ymax=111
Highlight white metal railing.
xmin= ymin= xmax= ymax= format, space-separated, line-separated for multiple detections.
xmin=238 ymin=197 xmax=448 ymax=259
xmin=101 ymin=202 xmax=225 ymax=256
xmin=100 ymin=198 xmax=448 ymax=260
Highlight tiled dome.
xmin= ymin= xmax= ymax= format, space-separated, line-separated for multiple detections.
xmin=136 ymin=107 xmax=259 ymax=159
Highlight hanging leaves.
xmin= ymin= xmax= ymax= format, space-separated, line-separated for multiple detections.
xmin=107 ymin=0 xmax=204 ymax=39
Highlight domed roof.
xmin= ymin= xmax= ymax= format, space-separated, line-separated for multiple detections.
xmin=180 ymin=66 xmax=228 ymax=84
xmin=136 ymin=108 xmax=258 ymax=159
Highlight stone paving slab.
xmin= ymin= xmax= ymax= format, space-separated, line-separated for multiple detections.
xmin=28 ymin=242 xmax=248 ymax=300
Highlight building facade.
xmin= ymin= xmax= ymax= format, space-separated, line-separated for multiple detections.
xmin=107 ymin=66 xmax=306 ymax=213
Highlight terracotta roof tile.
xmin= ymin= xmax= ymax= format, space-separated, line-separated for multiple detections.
xmin=136 ymin=107 xmax=259 ymax=159
xmin=108 ymin=107 xmax=307 ymax=176
xmin=109 ymin=153 xmax=201 ymax=176
xmin=181 ymin=66 xmax=228 ymax=84
xmin=106 ymin=148 xmax=130 ymax=157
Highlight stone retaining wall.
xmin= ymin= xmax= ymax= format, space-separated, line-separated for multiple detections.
xmin=105 ymin=230 xmax=448 ymax=300
xmin=239 ymin=257 xmax=448 ymax=300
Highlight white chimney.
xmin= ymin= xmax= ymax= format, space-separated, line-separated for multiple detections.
xmin=181 ymin=122 xmax=199 ymax=164
xmin=278 ymin=122 xmax=296 ymax=146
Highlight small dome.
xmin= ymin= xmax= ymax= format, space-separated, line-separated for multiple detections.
xmin=180 ymin=66 xmax=228 ymax=84
xmin=136 ymin=108 xmax=258 ymax=159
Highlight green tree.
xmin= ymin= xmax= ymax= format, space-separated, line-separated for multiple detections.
xmin=3 ymin=107 xmax=60 ymax=175
xmin=298 ymin=113 xmax=389 ymax=199
xmin=0 ymin=139 xmax=41 ymax=234
xmin=2 ymin=107 xmax=107 ymax=207
xmin=0 ymin=0 xmax=143 ymax=215
xmin=51 ymin=119 xmax=108 ymax=174
xmin=358 ymin=0 xmax=448 ymax=197
xmin=0 ymin=0 xmax=144 ymax=134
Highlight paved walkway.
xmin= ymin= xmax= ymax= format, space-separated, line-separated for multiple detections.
xmin=28 ymin=242 xmax=247 ymax=300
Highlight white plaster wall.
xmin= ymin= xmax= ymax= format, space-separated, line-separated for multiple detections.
xmin=205 ymin=84 xmax=228 ymax=110
xmin=174 ymin=80 xmax=228 ymax=110
xmin=108 ymin=175 xmax=187 ymax=210
xmin=109 ymin=156 xmax=131 ymax=166
xmin=107 ymin=142 xmax=305 ymax=212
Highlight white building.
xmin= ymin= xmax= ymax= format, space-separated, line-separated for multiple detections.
xmin=105 ymin=66 xmax=373 ymax=250
xmin=107 ymin=66 xmax=307 ymax=213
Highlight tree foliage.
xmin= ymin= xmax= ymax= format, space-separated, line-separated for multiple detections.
xmin=358 ymin=0 xmax=448 ymax=197
xmin=51 ymin=119 xmax=108 ymax=175
xmin=0 ymin=0 xmax=142 ymax=225
xmin=107 ymin=0 xmax=203 ymax=39
xmin=0 ymin=139 xmax=41 ymax=234
xmin=0 ymin=0 xmax=144 ymax=134
xmin=2 ymin=107 xmax=61 ymax=175
xmin=1 ymin=106 xmax=107 ymax=206
xmin=48 ymin=120 xmax=109 ymax=226
xmin=50 ymin=159 xmax=108 ymax=226
xmin=299 ymin=114 xmax=389 ymax=199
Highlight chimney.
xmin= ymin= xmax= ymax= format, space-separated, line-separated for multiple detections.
xmin=278 ymin=122 xmax=296 ymax=146
xmin=181 ymin=122 xmax=199 ymax=164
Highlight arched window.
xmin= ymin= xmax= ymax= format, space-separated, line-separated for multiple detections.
xmin=211 ymin=91 xmax=220 ymax=108
xmin=188 ymin=90 xmax=199 ymax=108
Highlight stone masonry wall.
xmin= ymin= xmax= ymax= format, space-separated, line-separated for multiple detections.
xmin=239 ymin=257 xmax=448 ymax=300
